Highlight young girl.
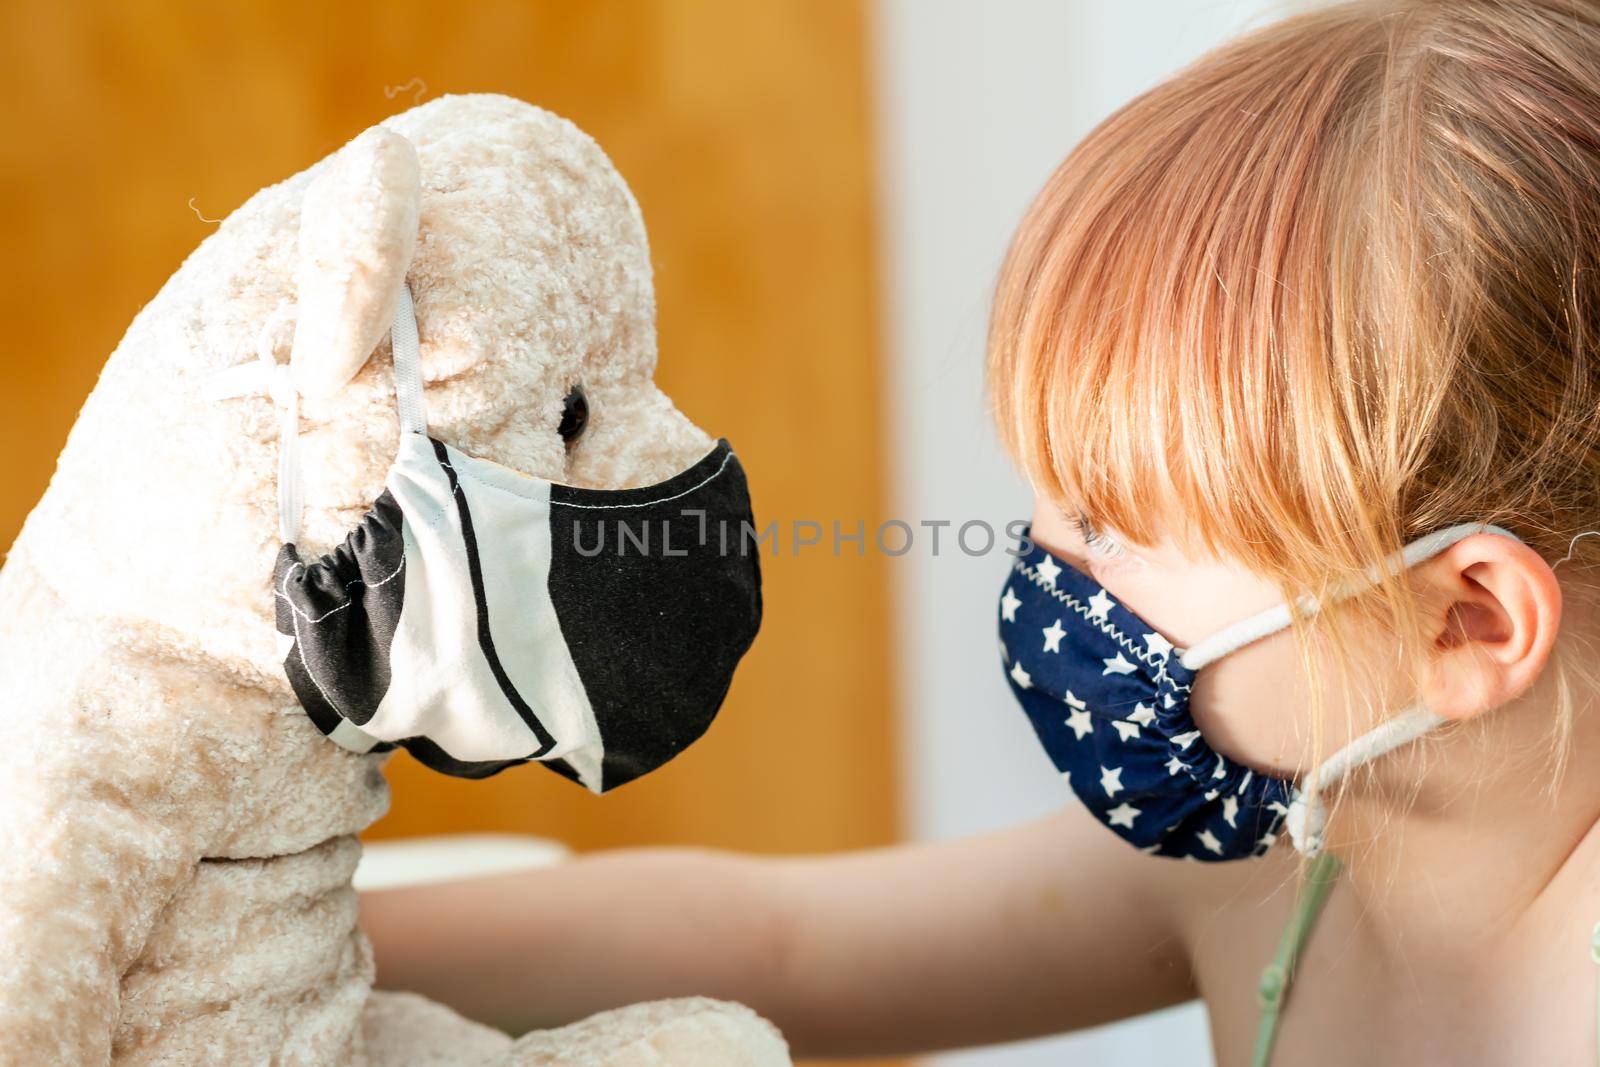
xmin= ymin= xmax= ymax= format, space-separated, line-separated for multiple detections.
xmin=360 ymin=1 xmax=1600 ymax=1062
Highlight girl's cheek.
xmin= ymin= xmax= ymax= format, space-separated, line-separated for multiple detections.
xmin=1082 ymin=556 xmax=1152 ymax=604
xmin=1189 ymin=634 xmax=1313 ymax=776
xmin=1086 ymin=551 xmax=1147 ymax=577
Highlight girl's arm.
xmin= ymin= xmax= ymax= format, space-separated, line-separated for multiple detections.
xmin=359 ymin=809 xmax=1198 ymax=1058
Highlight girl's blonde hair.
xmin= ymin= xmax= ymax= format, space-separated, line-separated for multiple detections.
xmin=989 ymin=0 xmax=1600 ymax=798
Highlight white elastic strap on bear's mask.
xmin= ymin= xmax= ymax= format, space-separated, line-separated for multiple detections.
xmin=1175 ymin=521 xmax=1519 ymax=856
xmin=201 ymin=284 xmax=427 ymax=545
xmin=201 ymin=311 xmax=304 ymax=543
xmin=391 ymin=282 xmax=428 ymax=438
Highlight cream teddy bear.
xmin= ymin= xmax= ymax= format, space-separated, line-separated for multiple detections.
xmin=0 ymin=93 xmax=789 ymax=1067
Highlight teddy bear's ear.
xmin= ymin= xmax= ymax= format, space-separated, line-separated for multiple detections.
xmin=290 ymin=126 xmax=421 ymax=401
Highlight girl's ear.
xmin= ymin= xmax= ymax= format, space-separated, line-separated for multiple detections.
xmin=1417 ymin=533 xmax=1563 ymax=721
xmin=291 ymin=126 xmax=421 ymax=401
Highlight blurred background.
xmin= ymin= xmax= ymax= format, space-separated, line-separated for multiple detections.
xmin=0 ymin=2 xmax=1289 ymax=1064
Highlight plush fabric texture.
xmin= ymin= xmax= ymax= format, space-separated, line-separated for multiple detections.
xmin=503 ymin=999 xmax=790 ymax=1067
xmin=292 ymin=127 xmax=422 ymax=401
xmin=360 ymin=994 xmax=790 ymax=1067
xmin=0 ymin=93 xmax=789 ymax=1066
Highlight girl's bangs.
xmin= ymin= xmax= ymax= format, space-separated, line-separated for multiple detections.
xmin=988 ymin=9 xmax=1400 ymax=589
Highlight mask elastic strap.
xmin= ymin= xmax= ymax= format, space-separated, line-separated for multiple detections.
xmin=1177 ymin=522 xmax=1518 ymax=672
xmin=1172 ymin=522 xmax=1519 ymax=856
xmin=201 ymin=285 xmax=426 ymax=546
xmin=391 ymin=282 xmax=427 ymax=438
xmin=1281 ymin=702 xmax=1445 ymax=856
xmin=274 ymin=365 xmax=302 ymax=543
xmin=202 ymin=310 xmax=303 ymax=543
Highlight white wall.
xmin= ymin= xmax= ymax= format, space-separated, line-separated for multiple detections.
xmin=871 ymin=2 xmax=1283 ymax=1064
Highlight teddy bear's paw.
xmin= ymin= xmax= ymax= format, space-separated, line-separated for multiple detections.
xmin=361 ymin=989 xmax=514 ymax=1066
xmin=503 ymin=998 xmax=791 ymax=1067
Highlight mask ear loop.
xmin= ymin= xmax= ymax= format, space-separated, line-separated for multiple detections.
xmin=270 ymin=359 xmax=301 ymax=544
xmin=202 ymin=285 xmax=424 ymax=546
xmin=1282 ymin=702 xmax=1443 ymax=856
xmin=390 ymin=282 xmax=427 ymax=439
xmin=1173 ymin=522 xmax=1519 ymax=856
xmin=202 ymin=309 xmax=301 ymax=543
xmin=279 ymin=283 xmax=424 ymax=541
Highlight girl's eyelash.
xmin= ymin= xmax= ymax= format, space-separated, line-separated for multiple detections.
xmin=1070 ymin=513 xmax=1126 ymax=560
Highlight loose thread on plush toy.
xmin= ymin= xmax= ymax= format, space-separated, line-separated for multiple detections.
xmin=384 ymin=78 xmax=428 ymax=105
xmin=188 ymin=198 xmax=222 ymax=225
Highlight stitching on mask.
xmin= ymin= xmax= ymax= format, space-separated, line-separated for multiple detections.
xmin=274 ymin=555 xmax=408 ymax=625
xmin=1009 ymin=556 xmax=1287 ymax=851
xmin=279 ymin=568 xmax=350 ymax=724
xmin=274 ymin=448 xmax=520 ymax=628
xmin=1014 ymin=559 xmax=1182 ymax=681
xmin=438 ymin=448 xmax=733 ymax=509
xmin=551 ymin=450 xmax=733 ymax=509
xmin=295 ymin=640 xmax=348 ymax=727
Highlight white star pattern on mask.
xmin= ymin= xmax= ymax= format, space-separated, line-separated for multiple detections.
xmin=1222 ymin=795 xmax=1240 ymax=828
xmin=999 ymin=552 xmax=1284 ymax=861
xmin=1009 ymin=661 xmax=1032 ymax=689
xmin=1102 ymin=653 xmax=1136 ymax=676
xmin=1106 ymin=803 xmax=1141 ymax=829
xmin=1041 ymin=619 xmax=1066 ymax=653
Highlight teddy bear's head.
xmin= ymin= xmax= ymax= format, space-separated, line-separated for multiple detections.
xmin=16 ymin=94 xmax=715 ymax=680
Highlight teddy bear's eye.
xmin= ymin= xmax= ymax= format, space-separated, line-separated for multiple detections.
xmin=558 ymin=384 xmax=589 ymax=446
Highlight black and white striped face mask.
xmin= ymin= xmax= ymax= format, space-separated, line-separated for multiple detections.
xmin=216 ymin=285 xmax=762 ymax=790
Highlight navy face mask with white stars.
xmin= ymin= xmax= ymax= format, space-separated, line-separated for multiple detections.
xmin=998 ymin=523 xmax=1517 ymax=862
